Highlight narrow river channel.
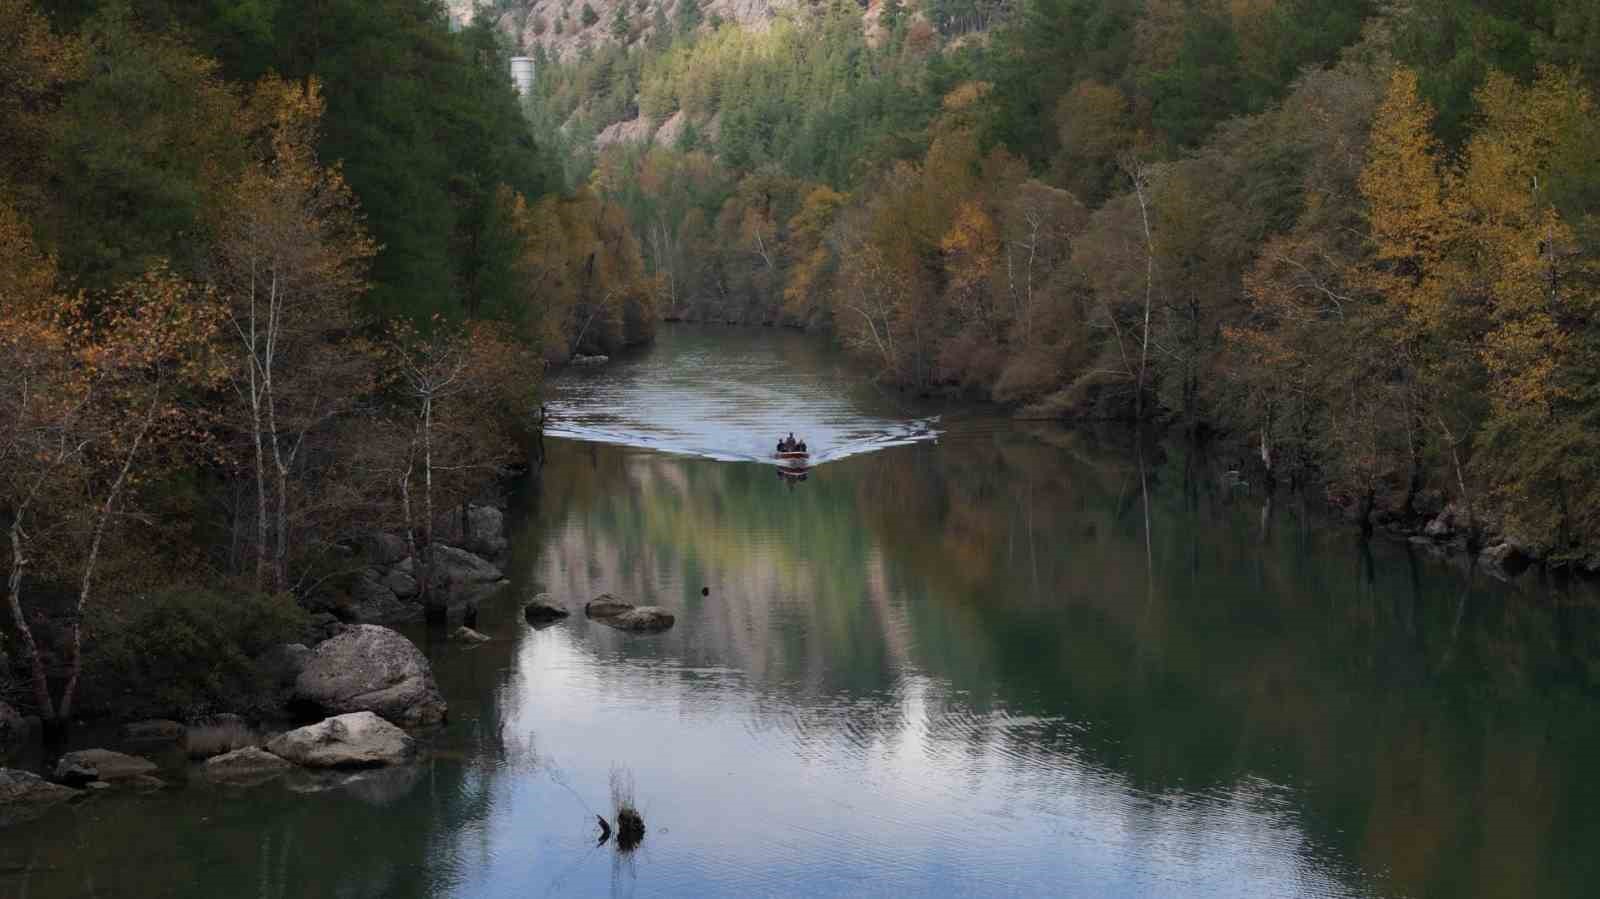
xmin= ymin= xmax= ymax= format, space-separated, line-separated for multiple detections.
xmin=4 ymin=324 xmax=1598 ymax=898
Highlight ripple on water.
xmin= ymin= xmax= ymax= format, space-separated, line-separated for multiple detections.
xmin=545 ymin=326 xmax=942 ymax=465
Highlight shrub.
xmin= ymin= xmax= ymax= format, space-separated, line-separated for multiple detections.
xmin=581 ymin=3 xmax=599 ymax=27
xmin=84 ymin=588 xmax=308 ymax=720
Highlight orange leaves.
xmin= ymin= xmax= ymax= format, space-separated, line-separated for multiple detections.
xmin=940 ymin=200 xmax=1001 ymax=293
xmin=1359 ymin=69 xmax=1457 ymax=334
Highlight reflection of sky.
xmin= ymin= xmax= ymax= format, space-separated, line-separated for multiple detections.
xmin=545 ymin=327 xmax=940 ymax=465
xmin=452 ymin=627 xmax=1376 ymax=898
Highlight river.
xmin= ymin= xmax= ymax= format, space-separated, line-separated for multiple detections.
xmin=3 ymin=324 xmax=1599 ymax=897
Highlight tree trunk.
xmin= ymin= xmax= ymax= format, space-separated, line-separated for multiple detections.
xmin=421 ymin=394 xmax=445 ymax=626
xmin=6 ymin=522 xmax=55 ymax=722
xmin=60 ymin=399 xmax=154 ymax=721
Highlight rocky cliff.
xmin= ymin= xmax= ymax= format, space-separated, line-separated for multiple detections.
xmin=446 ymin=0 xmax=805 ymax=61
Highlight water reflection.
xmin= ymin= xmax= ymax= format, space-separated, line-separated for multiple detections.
xmin=4 ymin=330 xmax=1599 ymax=898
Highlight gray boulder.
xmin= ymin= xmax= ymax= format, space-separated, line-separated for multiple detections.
xmin=464 ymin=504 xmax=509 ymax=557
xmin=54 ymin=749 xmax=158 ymax=784
xmin=0 ymin=768 xmax=76 ymax=827
xmin=294 ymin=625 xmax=447 ymax=727
xmin=203 ymin=747 xmax=294 ymax=784
xmin=260 ymin=643 xmax=312 ymax=689
xmin=421 ymin=545 xmax=505 ymax=620
xmin=265 ymin=712 xmax=416 ymax=768
xmin=451 ymin=626 xmax=492 ymax=644
xmin=348 ymin=570 xmax=419 ymax=625
xmin=585 ymin=594 xmax=634 ymax=618
xmin=382 ymin=568 xmax=419 ymax=599
xmin=603 ymin=607 xmax=677 ymax=633
xmin=363 ymin=532 xmax=410 ymax=566
xmin=122 ymin=719 xmax=185 ymax=743
xmin=524 ymin=594 xmax=570 ymax=624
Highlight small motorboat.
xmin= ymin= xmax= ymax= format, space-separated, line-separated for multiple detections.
xmin=775 ymin=443 xmax=810 ymax=478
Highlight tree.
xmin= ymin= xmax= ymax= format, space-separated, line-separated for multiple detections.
xmin=211 ymin=75 xmax=377 ymax=593
xmin=381 ymin=319 xmax=533 ymax=622
xmin=1 ymin=203 xmax=224 ymax=724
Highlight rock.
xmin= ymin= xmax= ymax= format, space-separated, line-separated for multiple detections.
xmin=203 ymin=747 xmax=294 ymax=783
xmin=306 ymin=612 xmax=345 ymax=644
xmin=427 ymin=545 xmax=503 ymax=585
xmin=54 ymin=749 xmax=158 ymax=784
xmin=616 ymin=807 xmax=646 ymax=850
xmin=382 ymin=568 xmax=419 ymax=599
xmin=571 ymin=353 xmax=611 ymax=366
xmin=265 ymin=712 xmax=417 ymax=768
xmin=0 ymin=701 xmax=26 ymax=746
xmin=1480 ymin=541 xmax=1532 ymax=578
xmin=122 ymin=719 xmax=186 ymax=743
xmin=260 ymin=643 xmax=312 ymax=690
xmin=464 ymin=504 xmax=508 ymax=557
xmin=363 ymin=532 xmax=410 ymax=566
xmin=85 ymin=780 xmax=112 ymax=791
xmin=585 ymin=594 xmax=634 ymax=618
xmin=348 ymin=570 xmax=419 ymax=625
xmin=294 ymin=624 xmax=447 ymax=727
xmin=451 ymin=626 xmax=491 ymax=644
xmin=0 ymin=768 xmax=76 ymax=826
xmin=129 ymin=774 xmax=167 ymax=792
xmin=602 ymin=607 xmax=677 ymax=633
xmin=523 ymin=594 xmax=570 ymax=624
xmin=422 ymin=545 xmax=505 ymax=620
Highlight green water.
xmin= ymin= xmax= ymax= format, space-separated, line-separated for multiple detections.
xmin=3 ymin=325 xmax=1598 ymax=897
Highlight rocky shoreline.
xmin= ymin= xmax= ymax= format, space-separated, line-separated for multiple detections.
xmin=0 ymin=574 xmax=681 ymax=829
xmin=0 ymin=621 xmax=448 ymax=827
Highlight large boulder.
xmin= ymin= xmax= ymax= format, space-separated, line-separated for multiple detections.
xmin=265 ymin=712 xmax=416 ymax=768
xmin=363 ymin=532 xmax=410 ymax=566
xmin=294 ymin=625 xmax=447 ymax=727
xmin=464 ymin=505 xmax=508 ymax=557
xmin=54 ymin=749 xmax=158 ymax=784
xmin=260 ymin=643 xmax=312 ymax=689
xmin=603 ymin=607 xmax=677 ymax=633
xmin=0 ymin=768 xmax=76 ymax=827
xmin=347 ymin=570 xmax=420 ymax=625
xmin=422 ymin=545 xmax=505 ymax=621
xmin=382 ymin=568 xmax=419 ymax=599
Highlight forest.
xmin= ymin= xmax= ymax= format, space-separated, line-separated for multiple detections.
xmin=527 ymin=0 xmax=1600 ymax=562
xmin=0 ymin=0 xmax=658 ymax=726
xmin=3 ymin=0 xmax=1600 ymax=727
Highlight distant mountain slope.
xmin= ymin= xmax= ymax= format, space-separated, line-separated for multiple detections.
xmin=447 ymin=0 xmax=816 ymax=60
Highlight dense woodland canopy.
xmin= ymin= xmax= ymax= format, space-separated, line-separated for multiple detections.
xmin=529 ymin=0 xmax=1600 ymax=559
xmin=4 ymin=0 xmax=1600 ymax=722
xmin=0 ymin=0 xmax=657 ymax=723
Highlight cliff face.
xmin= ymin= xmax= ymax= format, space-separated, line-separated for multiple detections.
xmin=446 ymin=0 xmax=802 ymax=61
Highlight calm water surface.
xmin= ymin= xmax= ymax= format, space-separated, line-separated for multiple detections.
xmin=3 ymin=325 xmax=1599 ymax=898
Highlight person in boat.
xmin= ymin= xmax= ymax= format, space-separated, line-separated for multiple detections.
xmin=797 ymin=440 xmax=807 ymax=453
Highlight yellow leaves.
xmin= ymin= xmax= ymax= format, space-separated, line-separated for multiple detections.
xmin=940 ymin=200 xmax=1000 ymax=291
xmin=1360 ymin=70 xmax=1454 ymax=296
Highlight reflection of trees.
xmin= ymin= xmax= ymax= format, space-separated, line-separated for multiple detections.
xmin=521 ymin=431 xmax=1600 ymax=899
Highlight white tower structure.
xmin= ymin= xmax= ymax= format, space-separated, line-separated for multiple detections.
xmin=509 ymin=56 xmax=535 ymax=96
